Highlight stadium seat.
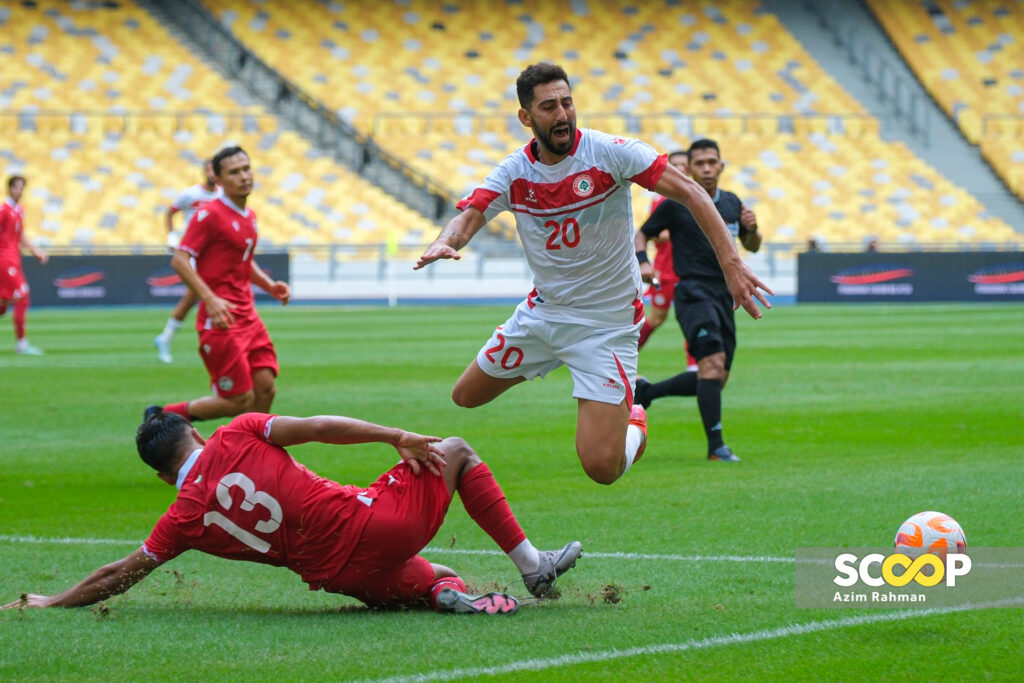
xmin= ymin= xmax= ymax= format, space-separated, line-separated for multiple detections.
xmin=0 ymin=0 xmax=443 ymax=248
xmin=865 ymin=0 xmax=1024 ymax=199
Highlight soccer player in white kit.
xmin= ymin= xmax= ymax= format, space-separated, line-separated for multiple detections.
xmin=416 ymin=63 xmax=772 ymax=485
xmin=153 ymin=159 xmax=222 ymax=363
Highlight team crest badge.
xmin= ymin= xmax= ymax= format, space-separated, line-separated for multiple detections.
xmin=573 ymin=174 xmax=595 ymax=198
xmin=218 ymin=377 xmax=234 ymax=391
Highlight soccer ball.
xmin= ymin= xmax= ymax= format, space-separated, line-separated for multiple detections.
xmin=894 ymin=510 xmax=967 ymax=559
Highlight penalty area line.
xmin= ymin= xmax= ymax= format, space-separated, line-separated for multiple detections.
xmin=364 ymin=597 xmax=1024 ymax=683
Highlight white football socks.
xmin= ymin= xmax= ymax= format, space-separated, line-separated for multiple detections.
xmin=160 ymin=317 xmax=183 ymax=339
xmin=507 ymin=539 xmax=541 ymax=574
xmin=622 ymin=424 xmax=645 ymax=475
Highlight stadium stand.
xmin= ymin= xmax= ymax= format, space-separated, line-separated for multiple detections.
xmin=1 ymin=0 xmax=1017 ymax=251
xmin=0 ymin=0 xmax=440 ymax=248
xmin=201 ymin=0 xmax=864 ymax=198
xmin=200 ymin=0 xmax=1016 ymax=248
xmin=865 ymin=0 xmax=1024 ymax=200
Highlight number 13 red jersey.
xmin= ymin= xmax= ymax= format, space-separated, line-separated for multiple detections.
xmin=142 ymin=413 xmax=375 ymax=591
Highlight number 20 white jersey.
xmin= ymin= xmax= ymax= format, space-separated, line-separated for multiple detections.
xmin=458 ymin=128 xmax=667 ymax=327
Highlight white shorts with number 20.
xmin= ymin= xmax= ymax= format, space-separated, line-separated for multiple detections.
xmin=475 ymin=300 xmax=642 ymax=406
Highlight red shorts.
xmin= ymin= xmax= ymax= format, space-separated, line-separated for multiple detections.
xmin=199 ymin=318 xmax=277 ymax=397
xmin=643 ymin=272 xmax=678 ymax=312
xmin=323 ymin=462 xmax=452 ymax=607
xmin=0 ymin=264 xmax=28 ymax=301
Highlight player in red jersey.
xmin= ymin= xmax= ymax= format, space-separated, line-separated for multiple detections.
xmin=1 ymin=410 xmax=582 ymax=614
xmin=0 ymin=175 xmax=48 ymax=355
xmin=152 ymin=146 xmax=291 ymax=422
xmin=153 ymin=159 xmax=222 ymax=364
xmin=637 ymin=151 xmax=697 ymax=370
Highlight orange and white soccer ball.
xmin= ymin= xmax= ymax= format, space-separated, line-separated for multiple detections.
xmin=894 ymin=510 xmax=967 ymax=559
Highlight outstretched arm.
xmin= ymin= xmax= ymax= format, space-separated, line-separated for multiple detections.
xmin=267 ymin=415 xmax=446 ymax=476
xmin=414 ymin=207 xmax=486 ymax=270
xmin=1 ymin=548 xmax=160 ymax=609
xmin=652 ymin=165 xmax=773 ymax=318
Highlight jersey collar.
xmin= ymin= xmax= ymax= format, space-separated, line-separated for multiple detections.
xmin=524 ymin=128 xmax=583 ymax=164
xmin=711 ymin=188 xmax=722 ymax=204
xmin=175 ymin=448 xmax=203 ymax=489
xmin=3 ymin=197 xmax=16 ymax=209
xmin=219 ymin=195 xmax=250 ymax=217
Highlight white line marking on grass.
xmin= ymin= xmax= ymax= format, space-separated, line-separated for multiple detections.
xmin=365 ymin=597 xmax=1024 ymax=683
xmin=0 ymin=536 xmax=792 ymax=563
xmin=0 ymin=534 xmax=140 ymax=546
xmin=4 ymin=537 xmax=1018 ymax=570
xmin=423 ymin=548 xmax=795 ymax=563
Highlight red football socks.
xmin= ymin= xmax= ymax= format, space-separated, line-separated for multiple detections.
xmin=428 ymin=576 xmax=467 ymax=611
xmin=458 ymin=463 xmax=527 ymax=554
xmin=13 ymin=296 xmax=28 ymax=339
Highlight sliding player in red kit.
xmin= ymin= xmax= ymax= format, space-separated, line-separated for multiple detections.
xmin=2 ymin=410 xmax=582 ymax=614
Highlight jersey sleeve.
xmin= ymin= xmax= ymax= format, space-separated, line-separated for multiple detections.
xmin=640 ymin=199 xmax=679 ymax=238
xmin=170 ymin=188 xmax=193 ymax=212
xmin=141 ymin=508 xmax=189 ymax=564
xmin=230 ymin=412 xmax=276 ymax=442
xmin=178 ymin=206 xmax=212 ymax=257
xmin=598 ymin=133 xmax=668 ymax=191
xmin=455 ymin=159 xmax=513 ymax=222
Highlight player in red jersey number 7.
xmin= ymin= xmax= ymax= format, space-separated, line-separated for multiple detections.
xmin=152 ymin=146 xmax=290 ymax=423
xmin=1 ymin=410 xmax=582 ymax=614
xmin=415 ymin=63 xmax=772 ymax=485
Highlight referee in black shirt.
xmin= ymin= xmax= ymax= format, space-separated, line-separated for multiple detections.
xmin=633 ymin=138 xmax=762 ymax=462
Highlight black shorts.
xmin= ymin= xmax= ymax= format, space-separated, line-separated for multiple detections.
xmin=674 ymin=279 xmax=736 ymax=370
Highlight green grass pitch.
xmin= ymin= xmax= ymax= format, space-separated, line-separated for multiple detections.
xmin=1 ymin=303 xmax=1022 ymax=681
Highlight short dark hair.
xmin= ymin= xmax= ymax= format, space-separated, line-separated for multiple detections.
xmin=516 ymin=63 xmax=570 ymax=109
xmin=687 ymin=138 xmax=720 ymax=158
xmin=667 ymin=150 xmax=689 ymax=160
xmin=7 ymin=175 xmax=26 ymax=189
xmin=211 ymin=146 xmax=247 ymax=176
xmin=136 ymin=411 xmax=193 ymax=475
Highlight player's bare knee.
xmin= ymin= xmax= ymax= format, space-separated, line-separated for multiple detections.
xmin=698 ymin=356 xmax=726 ymax=381
xmin=257 ymin=382 xmax=276 ymax=403
xmin=226 ymin=392 xmax=255 ymax=415
xmin=439 ymin=436 xmax=480 ymax=470
xmin=451 ymin=387 xmax=482 ymax=409
xmin=582 ymin=459 xmax=620 ymax=485
xmin=578 ymin=449 xmax=622 ymax=485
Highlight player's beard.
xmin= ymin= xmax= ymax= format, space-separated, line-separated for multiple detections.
xmin=536 ymin=119 xmax=576 ymax=157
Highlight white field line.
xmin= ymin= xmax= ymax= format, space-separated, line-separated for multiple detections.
xmin=0 ymin=534 xmax=141 ymax=546
xmin=364 ymin=597 xmax=1024 ymax=683
xmin=0 ymin=535 xmax=792 ymax=562
xmin=5 ymin=534 xmax=1022 ymax=681
xmin=3 ymin=536 xmax=1019 ymax=569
